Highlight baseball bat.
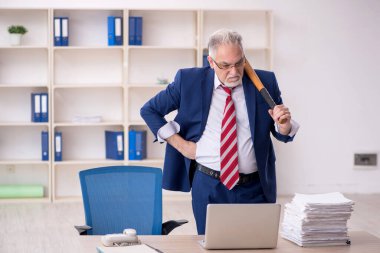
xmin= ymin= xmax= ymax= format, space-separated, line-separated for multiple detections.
xmin=244 ymin=59 xmax=288 ymax=124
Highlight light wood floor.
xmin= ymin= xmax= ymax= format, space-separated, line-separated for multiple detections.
xmin=0 ymin=194 xmax=379 ymax=252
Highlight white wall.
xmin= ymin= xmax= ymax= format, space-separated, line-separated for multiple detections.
xmin=1 ymin=0 xmax=379 ymax=194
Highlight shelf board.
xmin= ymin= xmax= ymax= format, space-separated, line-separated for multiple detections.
xmin=53 ymin=84 xmax=124 ymax=89
xmin=52 ymin=159 xmax=164 ymax=166
xmin=127 ymin=159 xmax=164 ymax=165
xmin=53 ymin=122 xmax=124 ymax=127
xmin=127 ymin=121 xmax=146 ymax=126
xmin=53 ymin=46 xmax=123 ymax=50
xmin=201 ymin=46 xmax=269 ymax=51
xmin=0 ymin=122 xmax=49 ymax=127
xmin=128 ymin=84 xmax=168 ymax=89
xmin=0 ymin=45 xmax=48 ymax=50
xmin=0 ymin=84 xmax=49 ymax=88
xmin=0 ymin=197 xmax=50 ymax=203
xmin=53 ymin=160 xmax=124 ymax=166
xmin=245 ymin=47 xmax=270 ymax=51
xmin=0 ymin=160 xmax=50 ymax=165
xmin=128 ymin=45 xmax=197 ymax=50
xmin=53 ymin=196 xmax=81 ymax=202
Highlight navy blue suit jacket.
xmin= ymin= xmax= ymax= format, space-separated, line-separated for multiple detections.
xmin=140 ymin=67 xmax=294 ymax=203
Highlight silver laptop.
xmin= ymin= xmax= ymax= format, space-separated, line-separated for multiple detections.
xmin=200 ymin=203 xmax=281 ymax=249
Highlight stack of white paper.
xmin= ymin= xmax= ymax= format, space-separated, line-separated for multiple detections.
xmin=72 ymin=115 xmax=102 ymax=123
xmin=281 ymin=192 xmax=354 ymax=247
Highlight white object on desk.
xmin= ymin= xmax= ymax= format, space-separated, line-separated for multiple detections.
xmin=281 ymin=192 xmax=354 ymax=247
xmin=101 ymin=228 xmax=140 ymax=247
xmin=97 ymin=244 xmax=158 ymax=253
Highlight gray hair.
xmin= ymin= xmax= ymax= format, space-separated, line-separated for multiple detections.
xmin=208 ymin=29 xmax=244 ymax=58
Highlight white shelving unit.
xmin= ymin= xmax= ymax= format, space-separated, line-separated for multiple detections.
xmin=201 ymin=10 xmax=273 ymax=70
xmin=0 ymin=9 xmax=51 ymax=202
xmin=0 ymin=8 xmax=273 ymax=202
xmin=51 ymin=9 xmax=126 ymax=201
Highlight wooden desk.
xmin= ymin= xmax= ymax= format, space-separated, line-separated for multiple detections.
xmin=78 ymin=231 xmax=380 ymax=253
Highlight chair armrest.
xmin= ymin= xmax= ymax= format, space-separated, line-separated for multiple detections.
xmin=74 ymin=225 xmax=92 ymax=235
xmin=161 ymin=219 xmax=188 ymax=235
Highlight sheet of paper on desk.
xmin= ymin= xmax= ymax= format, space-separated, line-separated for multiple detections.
xmin=97 ymin=244 xmax=159 ymax=253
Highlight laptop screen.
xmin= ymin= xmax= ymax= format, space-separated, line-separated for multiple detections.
xmin=201 ymin=203 xmax=281 ymax=249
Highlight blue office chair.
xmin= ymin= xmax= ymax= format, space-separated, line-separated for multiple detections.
xmin=75 ymin=165 xmax=187 ymax=235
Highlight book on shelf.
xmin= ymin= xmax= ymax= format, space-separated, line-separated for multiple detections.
xmin=129 ymin=130 xmax=146 ymax=160
xmin=108 ymin=16 xmax=123 ymax=46
xmin=54 ymin=132 xmax=62 ymax=161
xmin=61 ymin=17 xmax=69 ymax=46
xmin=203 ymin=49 xmax=210 ymax=67
xmin=105 ymin=130 xmax=124 ymax=160
xmin=31 ymin=93 xmax=41 ymax=122
xmin=40 ymin=93 xmax=48 ymax=122
xmin=31 ymin=92 xmax=48 ymax=122
xmin=128 ymin=16 xmax=142 ymax=45
xmin=54 ymin=17 xmax=62 ymax=46
xmin=128 ymin=16 xmax=136 ymax=45
xmin=54 ymin=17 xmax=69 ymax=46
xmin=41 ymin=131 xmax=49 ymax=161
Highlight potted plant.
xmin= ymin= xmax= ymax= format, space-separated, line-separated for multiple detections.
xmin=8 ymin=25 xmax=28 ymax=46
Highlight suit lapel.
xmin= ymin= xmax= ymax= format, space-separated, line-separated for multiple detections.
xmin=199 ymin=68 xmax=214 ymax=139
xmin=242 ymin=73 xmax=257 ymax=144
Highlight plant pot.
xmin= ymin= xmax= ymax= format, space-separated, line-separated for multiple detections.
xmin=9 ymin=34 xmax=22 ymax=46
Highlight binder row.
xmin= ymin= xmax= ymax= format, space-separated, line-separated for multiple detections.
xmin=54 ymin=17 xmax=69 ymax=46
xmin=53 ymin=16 xmax=143 ymax=46
xmin=31 ymin=93 xmax=48 ymax=122
xmin=40 ymin=131 xmax=61 ymax=161
xmin=41 ymin=130 xmax=147 ymax=161
xmin=128 ymin=16 xmax=143 ymax=45
xmin=106 ymin=130 xmax=147 ymax=160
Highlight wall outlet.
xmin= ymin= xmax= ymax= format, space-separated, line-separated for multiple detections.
xmin=6 ymin=165 xmax=16 ymax=173
xmin=354 ymin=153 xmax=377 ymax=166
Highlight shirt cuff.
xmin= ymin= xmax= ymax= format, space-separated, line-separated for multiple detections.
xmin=157 ymin=121 xmax=181 ymax=143
xmin=275 ymin=119 xmax=300 ymax=137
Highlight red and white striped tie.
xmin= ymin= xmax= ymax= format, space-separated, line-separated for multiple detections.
xmin=220 ymin=86 xmax=239 ymax=190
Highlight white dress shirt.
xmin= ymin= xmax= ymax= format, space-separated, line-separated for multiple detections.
xmin=158 ymin=74 xmax=300 ymax=174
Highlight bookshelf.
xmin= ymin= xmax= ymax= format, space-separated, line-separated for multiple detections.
xmin=0 ymin=9 xmax=51 ymax=202
xmin=0 ymin=8 xmax=273 ymax=202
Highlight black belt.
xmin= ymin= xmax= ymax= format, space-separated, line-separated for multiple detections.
xmin=196 ymin=163 xmax=258 ymax=185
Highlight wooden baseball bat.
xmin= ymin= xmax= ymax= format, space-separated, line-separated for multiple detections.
xmin=244 ymin=59 xmax=288 ymax=124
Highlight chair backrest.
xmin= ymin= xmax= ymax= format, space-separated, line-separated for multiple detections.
xmin=79 ymin=166 xmax=162 ymax=235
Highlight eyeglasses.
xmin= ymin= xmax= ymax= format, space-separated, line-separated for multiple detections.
xmin=211 ymin=56 xmax=246 ymax=70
